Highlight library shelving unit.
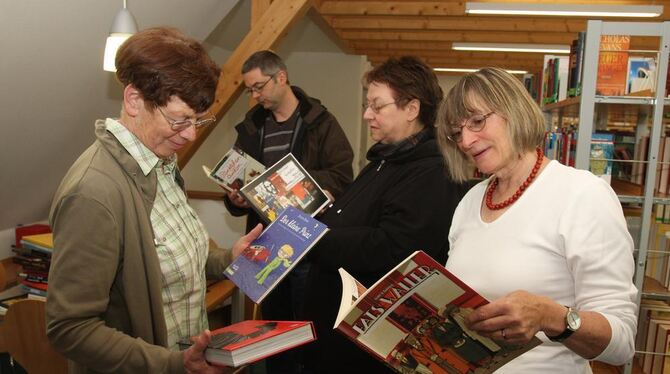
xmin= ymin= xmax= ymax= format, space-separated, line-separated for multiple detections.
xmin=543 ymin=20 xmax=670 ymax=374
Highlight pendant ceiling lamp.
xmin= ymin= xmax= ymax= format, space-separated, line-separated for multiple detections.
xmin=103 ymin=0 xmax=138 ymax=72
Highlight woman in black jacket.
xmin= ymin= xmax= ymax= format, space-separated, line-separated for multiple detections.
xmin=302 ymin=56 xmax=466 ymax=373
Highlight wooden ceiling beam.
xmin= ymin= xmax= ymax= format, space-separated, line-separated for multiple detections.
xmin=340 ymin=30 xmax=577 ymax=44
xmin=326 ymin=15 xmax=586 ymax=33
xmin=177 ymin=0 xmax=312 ymax=168
xmin=319 ymin=1 xmax=464 ymax=16
xmin=359 ymin=48 xmax=550 ymax=61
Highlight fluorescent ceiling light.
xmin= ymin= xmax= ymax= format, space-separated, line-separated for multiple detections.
xmin=453 ymin=42 xmax=570 ymax=54
xmin=434 ymin=68 xmax=528 ymax=75
xmin=465 ymin=2 xmax=662 ymax=17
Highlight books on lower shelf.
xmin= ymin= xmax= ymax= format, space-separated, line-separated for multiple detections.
xmin=589 ymin=133 xmax=614 ymax=184
xmin=239 ymin=153 xmax=331 ymax=223
xmin=334 ymin=251 xmax=541 ymax=374
xmin=224 ymin=206 xmax=328 ymax=304
xmin=203 ymin=147 xmax=265 ymax=193
xmin=178 ymin=320 xmax=316 ymax=367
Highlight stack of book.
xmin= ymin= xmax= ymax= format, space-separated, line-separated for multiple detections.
xmin=12 ymin=232 xmax=52 ymax=300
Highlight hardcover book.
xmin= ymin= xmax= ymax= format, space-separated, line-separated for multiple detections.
xmin=596 ymin=35 xmax=630 ymax=96
xmin=589 ymin=133 xmax=615 ymax=184
xmin=334 ymin=251 xmax=541 ymax=374
xmin=239 ymin=153 xmax=330 ymax=223
xmin=178 ymin=320 xmax=316 ymax=367
xmin=203 ymin=147 xmax=265 ymax=192
xmin=224 ymin=206 xmax=328 ymax=304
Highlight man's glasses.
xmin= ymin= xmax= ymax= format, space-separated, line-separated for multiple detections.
xmin=446 ymin=112 xmax=494 ymax=143
xmin=245 ymin=72 xmax=277 ymax=95
xmin=157 ymin=107 xmax=216 ymax=132
xmin=362 ymin=100 xmax=397 ymax=114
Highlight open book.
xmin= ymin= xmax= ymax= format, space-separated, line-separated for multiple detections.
xmin=224 ymin=206 xmax=328 ymax=304
xmin=239 ymin=153 xmax=331 ymax=223
xmin=178 ymin=320 xmax=315 ymax=367
xmin=202 ymin=147 xmax=265 ymax=193
xmin=335 ymin=251 xmax=541 ymax=374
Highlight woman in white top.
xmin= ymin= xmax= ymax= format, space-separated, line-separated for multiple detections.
xmin=436 ymin=67 xmax=638 ymax=373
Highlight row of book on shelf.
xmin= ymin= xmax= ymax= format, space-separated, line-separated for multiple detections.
xmin=542 ymin=127 xmax=670 ymax=196
xmin=638 ymin=299 xmax=670 ymax=374
xmin=173 ymin=147 xmax=540 ymax=371
xmin=526 ymin=31 xmax=670 ymax=106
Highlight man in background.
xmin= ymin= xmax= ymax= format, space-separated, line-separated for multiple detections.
xmin=224 ymin=50 xmax=354 ymax=374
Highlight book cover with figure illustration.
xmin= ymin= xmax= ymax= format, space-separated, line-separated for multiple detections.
xmin=224 ymin=206 xmax=328 ymax=304
xmin=239 ymin=153 xmax=331 ymax=223
xmin=335 ymin=251 xmax=541 ymax=374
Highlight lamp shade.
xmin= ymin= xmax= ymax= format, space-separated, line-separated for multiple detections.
xmin=103 ymin=7 xmax=138 ymax=72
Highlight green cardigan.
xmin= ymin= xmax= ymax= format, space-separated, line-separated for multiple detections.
xmin=47 ymin=120 xmax=232 ymax=374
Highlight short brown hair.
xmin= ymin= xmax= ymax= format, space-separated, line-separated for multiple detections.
xmin=437 ymin=67 xmax=545 ymax=182
xmin=242 ymin=50 xmax=287 ymax=78
xmin=364 ymin=56 xmax=443 ymax=127
xmin=115 ymin=27 xmax=221 ymax=113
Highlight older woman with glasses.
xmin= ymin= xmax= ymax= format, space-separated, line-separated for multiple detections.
xmin=302 ymin=56 xmax=466 ymax=374
xmin=436 ymin=67 xmax=637 ymax=373
xmin=47 ymin=27 xmax=261 ymax=374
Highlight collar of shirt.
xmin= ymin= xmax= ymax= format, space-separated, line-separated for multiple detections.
xmin=104 ymin=118 xmax=177 ymax=176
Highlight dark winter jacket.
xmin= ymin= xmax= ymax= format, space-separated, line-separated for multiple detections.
xmin=224 ymin=86 xmax=354 ymax=231
xmin=303 ymin=128 xmax=466 ymax=373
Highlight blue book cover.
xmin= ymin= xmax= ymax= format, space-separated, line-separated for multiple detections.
xmin=224 ymin=206 xmax=329 ymax=304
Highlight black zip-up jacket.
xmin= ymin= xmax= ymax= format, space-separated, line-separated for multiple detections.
xmin=223 ymin=86 xmax=354 ymax=232
xmin=303 ymin=129 xmax=467 ymax=373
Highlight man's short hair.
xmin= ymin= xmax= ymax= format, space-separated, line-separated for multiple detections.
xmin=242 ymin=50 xmax=287 ymax=77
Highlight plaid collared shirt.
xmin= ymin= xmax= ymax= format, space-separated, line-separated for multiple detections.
xmin=106 ymin=118 xmax=209 ymax=350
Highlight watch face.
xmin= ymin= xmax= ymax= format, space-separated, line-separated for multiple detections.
xmin=567 ymin=309 xmax=581 ymax=331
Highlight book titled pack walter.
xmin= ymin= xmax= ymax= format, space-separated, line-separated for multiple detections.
xmin=224 ymin=206 xmax=328 ymax=304
xmin=334 ymin=251 xmax=541 ymax=374
xmin=239 ymin=153 xmax=330 ymax=223
xmin=202 ymin=147 xmax=265 ymax=193
xmin=178 ymin=320 xmax=316 ymax=367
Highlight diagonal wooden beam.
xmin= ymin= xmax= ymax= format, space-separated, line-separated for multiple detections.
xmin=178 ymin=0 xmax=312 ymax=168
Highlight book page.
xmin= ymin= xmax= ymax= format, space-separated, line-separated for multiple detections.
xmin=335 ymin=268 xmax=368 ymax=328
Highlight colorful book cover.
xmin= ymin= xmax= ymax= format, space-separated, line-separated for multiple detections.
xmin=334 ymin=251 xmax=541 ymax=374
xmin=203 ymin=147 xmax=265 ymax=192
xmin=224 ymin=206 xmax=328 ymax=304
xmin=240 ymin=153 xmax=331 ymax=223
xmin=590 ymin=133 xmax=615 ymax=184
xmin=178 ymin=320 xmax=316 ymax=367
xmin=626 ymin=56 xmax=656 ymax=95
xmin=20 ymin=232 xmax=53 ymax=249
xmin=596 ymin=35 xmax=630 ymax=96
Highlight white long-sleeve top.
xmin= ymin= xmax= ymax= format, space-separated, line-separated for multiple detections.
xmin=447 ymin=160 xmax=638 ymax=373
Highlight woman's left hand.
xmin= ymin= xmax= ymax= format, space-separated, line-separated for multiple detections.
xmin=464 ymin=290 xmax=562 ymax=344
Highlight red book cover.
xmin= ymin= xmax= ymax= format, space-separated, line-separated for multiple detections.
xmin=596 ymin=35 xmax=631 ymax=96
xmin=179 ymin=320 xmax=316 ymax=367
xmin=334 ymin=251 xmax=541 ymax=374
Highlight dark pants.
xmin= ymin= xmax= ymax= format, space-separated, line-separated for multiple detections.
xmin=260 ymin=260 xmax=311 ymax=374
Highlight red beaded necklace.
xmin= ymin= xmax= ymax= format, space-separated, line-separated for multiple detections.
xmin=485 ymin=148 xmax=544 ymax=210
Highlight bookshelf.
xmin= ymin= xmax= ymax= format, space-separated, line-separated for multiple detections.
xmin=543 ymin=20 xmax=670 ymax=374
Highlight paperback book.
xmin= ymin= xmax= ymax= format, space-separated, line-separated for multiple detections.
xmin=239 ymin=153 xmax=330 ymax=223
xmin=203 ymin=147 xmax=265 ymax=192
xmin=178 ymin=320 xmax=316 ymax=367
xmin=224 ymin=206 xmax=328 ymax=304
xmin=596 ymin=35 xmax=630 ymax=96
xmin=334 ymin=251 xmax=541 ymax=374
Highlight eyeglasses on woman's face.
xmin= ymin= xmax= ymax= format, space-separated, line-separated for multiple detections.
xmin=446 ymin=112 xmax=495 ymax=143
xmin=157 ymin=107 xmax=216 ymax=132
xmin=244 ymin=72 xmax=277 ymax=95
xmin=361 ymin=100 xmax=397 ymax=114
